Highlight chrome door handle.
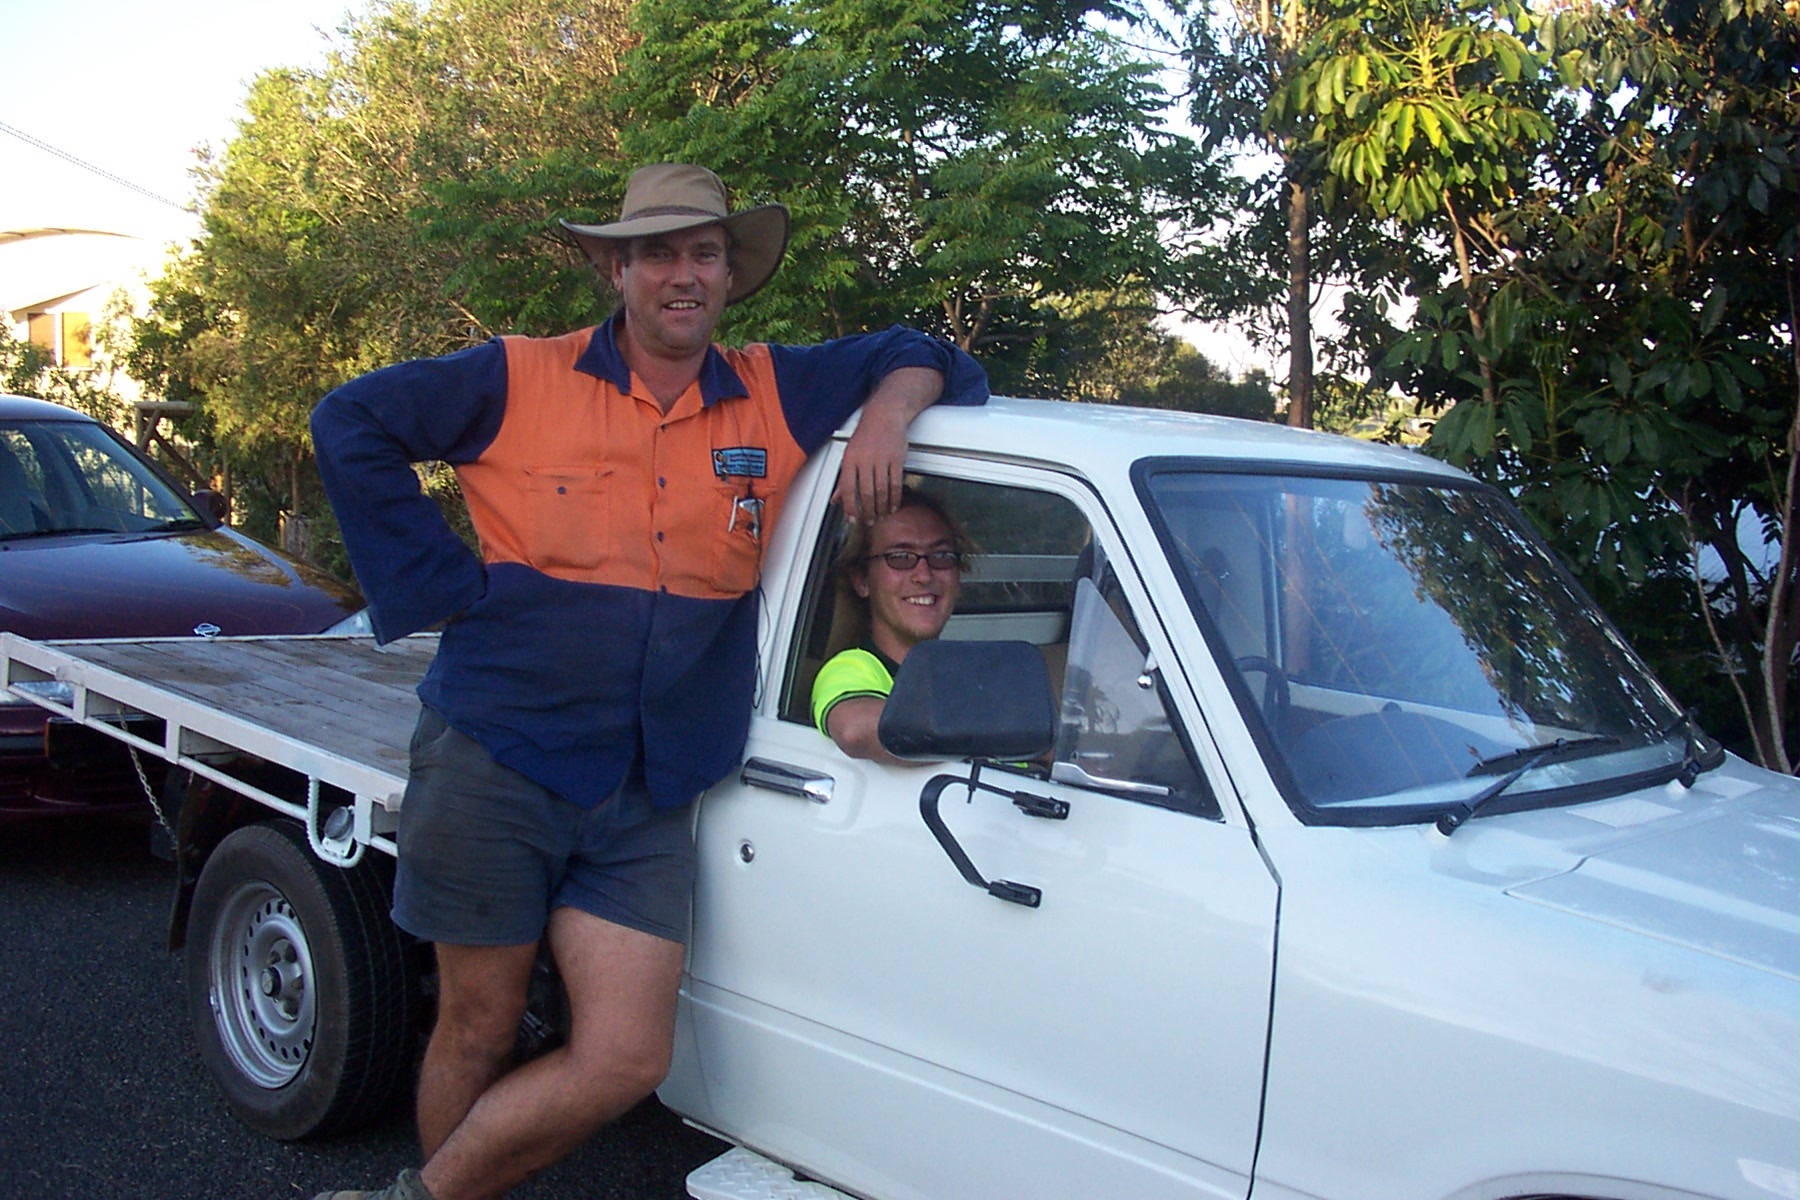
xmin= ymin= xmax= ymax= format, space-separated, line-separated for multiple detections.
xmin=741 ymin=757 xmax=834 ymax=803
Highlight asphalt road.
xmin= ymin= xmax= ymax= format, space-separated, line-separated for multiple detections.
xmin=0 ymin=813 xmax=726 ymax=1200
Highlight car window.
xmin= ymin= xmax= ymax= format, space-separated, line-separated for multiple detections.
xmin=784 ymin=471 xmax=1217 ymax=816
xmin=0 ymin=421 xmax=195 ymax=536
xmin=783 ymin=475 xmax=1088 ymax=724
xmin=1051 ymin=570 xmax=1218 ymax=816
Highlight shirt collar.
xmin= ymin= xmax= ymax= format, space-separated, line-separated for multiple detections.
xmin=859 ymin=640 xmax=903 ymax=679
xmin=575 ymin=311 xmax=750 ymax=408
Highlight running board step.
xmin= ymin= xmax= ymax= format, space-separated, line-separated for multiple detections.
xmin=687 ymin=1147 xmax=855 ymax=1200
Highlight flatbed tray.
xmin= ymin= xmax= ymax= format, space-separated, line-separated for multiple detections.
xmin=0 ymin=633 xmax=438 ymax=857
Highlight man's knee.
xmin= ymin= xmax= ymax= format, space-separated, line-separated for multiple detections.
xmin=615 ymin=1037 xmax=674 ymax=1100
xmin=567 ymin=1031 xmax=671 ymax=1111
xmin=430 ymin=942 xmax=538 ymax=1060
xmin=432 ymin=991 xmax=528 ymax=1061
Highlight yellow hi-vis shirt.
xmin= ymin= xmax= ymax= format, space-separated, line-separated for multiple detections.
xmin=811 ymin=648 xmax=896 ymax=735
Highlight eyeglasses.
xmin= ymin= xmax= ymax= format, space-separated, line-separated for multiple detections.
xmin=865 ymin=549 xmax=964 ymax=572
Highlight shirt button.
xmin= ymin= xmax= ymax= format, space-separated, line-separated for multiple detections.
xmin=656 ymin=531 xmax=664 ymax=542
xmin=658 ymin=477 xmax=666 ymax=487
xmin=556 ymin=486 xmax=566 ymax=494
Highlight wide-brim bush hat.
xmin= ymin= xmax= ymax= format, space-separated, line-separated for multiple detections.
xmin=560 ymin=163 xmax=790 ymax=305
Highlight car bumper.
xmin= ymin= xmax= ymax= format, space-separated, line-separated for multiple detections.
xmin=0 ymin=703 xmax=164 ymax=821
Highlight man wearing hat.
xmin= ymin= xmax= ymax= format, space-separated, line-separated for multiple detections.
xmin=310 ymin=163 xmax=986 ymax=1200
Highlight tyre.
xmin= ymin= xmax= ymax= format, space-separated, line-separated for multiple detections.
xmin=185 ymin=820 xmax=418 ymax=1139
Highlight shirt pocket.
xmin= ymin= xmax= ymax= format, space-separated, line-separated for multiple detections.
xmin=708 ymin=483 xmax=765 ymax=594
xmin=522 ymin=465 xmax=612 ymax=573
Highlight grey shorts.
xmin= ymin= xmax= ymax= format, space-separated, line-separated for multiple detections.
xmin=391 ymin=706 xmax=697 ymax=947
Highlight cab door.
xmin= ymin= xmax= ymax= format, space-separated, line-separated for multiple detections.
xmin=676 ymin=458 xmax=1278 ymax=1200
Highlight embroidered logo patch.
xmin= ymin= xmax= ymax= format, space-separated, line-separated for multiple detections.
xmin=713 ymin=447 xmax=769 ymax=478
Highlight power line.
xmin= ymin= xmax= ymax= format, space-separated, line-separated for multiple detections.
xmin=0 ymin=119 xmax=190 ymax=213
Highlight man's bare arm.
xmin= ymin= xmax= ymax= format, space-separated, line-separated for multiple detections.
xmin=825 ymin=696 xmax=919 ymax=766
xmin=831 ymin=366 xmax=943 ymax=523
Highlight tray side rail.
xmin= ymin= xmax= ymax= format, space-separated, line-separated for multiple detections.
xmin=0 ymin=632 xmax=410 ymax=865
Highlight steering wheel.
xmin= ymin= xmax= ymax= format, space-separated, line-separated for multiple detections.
xmin=1234 ymin=656 xmax=1291 ymax=736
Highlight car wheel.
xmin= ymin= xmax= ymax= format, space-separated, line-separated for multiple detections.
xmin=185 ymin=820 xmax=417 ymax=1139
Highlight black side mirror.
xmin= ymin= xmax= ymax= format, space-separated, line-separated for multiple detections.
xmin=877 ymin=639 xmax=1055 ymax=761
xmin=880 ymin=640 xmax=1066 ymax=910
xmin=191 ymin=489 xmax=230 ymax=525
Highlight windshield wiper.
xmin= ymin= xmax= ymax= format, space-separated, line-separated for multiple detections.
xmin=1465 ymin=734 xmax=1620 ymax=778
xmin=1438 ymin=735 xmax=1619 ymax=835
xmin=0 ymin=526 xmax=120 ymax=542
xmin=144 ymin=517 xmax=209 ymax=533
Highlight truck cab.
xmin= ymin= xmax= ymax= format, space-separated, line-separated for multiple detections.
xmin=661 ymin=398 xmax=1798 ymax=1200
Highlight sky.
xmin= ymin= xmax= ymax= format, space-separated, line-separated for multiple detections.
xmin=0 ymin=0 xmax=1269 ymax=375
xmin=0 ymin=0 xmax=353 ymax=243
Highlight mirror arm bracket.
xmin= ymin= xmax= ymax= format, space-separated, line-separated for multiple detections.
xmin=919 ymin=765 xmax=1061 ymax=909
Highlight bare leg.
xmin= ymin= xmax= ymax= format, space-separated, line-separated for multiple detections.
xmin=419 ymin=908 xmax=685 ymax=1200
xmin=416 ymin=941 xmax=539 ymax=1159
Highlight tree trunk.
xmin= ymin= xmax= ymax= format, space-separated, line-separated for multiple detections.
xmin=1756 ymin=268 xmax=1800 ymax=773
xmin=1286 ymin=177 xmax=1314 ymax=429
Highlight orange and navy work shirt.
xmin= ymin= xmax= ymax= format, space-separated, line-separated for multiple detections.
xmin=312 ymin=313 xmax=987 ymax=809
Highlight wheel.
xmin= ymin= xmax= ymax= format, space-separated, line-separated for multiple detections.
xmin=185 ymin=820 xmax=418 ymax=1139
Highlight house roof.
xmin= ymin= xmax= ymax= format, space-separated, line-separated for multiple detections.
xmin=1 ymin=226 xmax=161 ymax=318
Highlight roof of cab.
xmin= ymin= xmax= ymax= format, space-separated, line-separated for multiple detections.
xmin=890 ymin=395 xmax=1470 ymax=483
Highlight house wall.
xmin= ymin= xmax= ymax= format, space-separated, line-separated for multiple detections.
xmin=2 ymin=227 xmax=166 ymax=402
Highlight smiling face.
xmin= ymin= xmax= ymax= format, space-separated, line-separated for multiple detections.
xmin=853 ymin=503 xmax=962 ymax=665
xmin=610 ymin=223 xmax=734 ymax=364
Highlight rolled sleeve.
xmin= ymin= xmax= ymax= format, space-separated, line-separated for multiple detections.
xmin=811 ymin=648 xmax=895 ymax=734
xmin=311 ymin=341 xmax=508 ymax=643
xmin=770 ymin=326 xmax=989 ymax=454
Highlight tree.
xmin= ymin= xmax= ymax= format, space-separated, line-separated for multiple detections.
xmin=130 ymin=0 xmax=635 ymax=562
xmin=2 ymin=308 xmax=131 ymax=427
xmin=579 ymin=0 xmax=1230 ymax=396
xmin=1297 ymin=0 xmax=1796 ymax=769
xmin=1184 ymin=0 xmax=1328 ymax=426
xmin=1280 ymin=0 xmax=1554 ymax=422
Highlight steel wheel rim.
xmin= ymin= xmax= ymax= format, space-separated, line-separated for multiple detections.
xmin=206 ymin=879 xmax=316 ymax=1088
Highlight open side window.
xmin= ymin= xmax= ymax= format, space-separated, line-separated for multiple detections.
xmin=780 ymin=470 xmax=1217 ymax=817
xmin=781 ymin=474 xmax=1088 ymax=725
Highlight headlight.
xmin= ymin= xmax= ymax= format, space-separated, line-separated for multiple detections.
xmin=9 ymin=680 xmax=75 ymax=707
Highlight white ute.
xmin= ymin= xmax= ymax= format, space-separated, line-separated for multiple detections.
xmin=4 ymin=398 xmax=1795 ymax=1200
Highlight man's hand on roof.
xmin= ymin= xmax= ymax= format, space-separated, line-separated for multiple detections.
xmin=832 ymin=367 xmax=944 ymax=523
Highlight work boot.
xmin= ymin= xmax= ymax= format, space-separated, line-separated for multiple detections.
xmin=313 ymin=1167 xmax=434 ymax=1200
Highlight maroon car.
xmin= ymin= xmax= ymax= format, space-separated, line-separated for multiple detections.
xmin=0 ymin=394 xmax=363 ymax=819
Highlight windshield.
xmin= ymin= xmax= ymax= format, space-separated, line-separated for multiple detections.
xmin=1141 ymin=465 xmax=1698 ymax=826
xmin=0 ymin=419 xmax=199 ymax=539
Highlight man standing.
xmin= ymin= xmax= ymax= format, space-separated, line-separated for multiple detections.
xmin=310 ymin=163 xmax=986 ymax=1200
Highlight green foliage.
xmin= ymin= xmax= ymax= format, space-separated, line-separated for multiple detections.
xmin=1 ymin=316 xmax=131 ymax=427
xmin=1344 ymin=0 xmax=1796 ymax=766
xmin=129 ymin=0 xmax=635 ymax=567
xmin=1189 ymin=0 xmax=1794 ymax=765
xmin=1280 ymin=0 xmax=1556 ymax=224
xmin=1072 ymin=315 xmax=1277 ymax=419
xmin=589 ymin=0 xmax=1230 ymax=395
xmin=1181 ymin=0 xmax=1442 ymax=428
